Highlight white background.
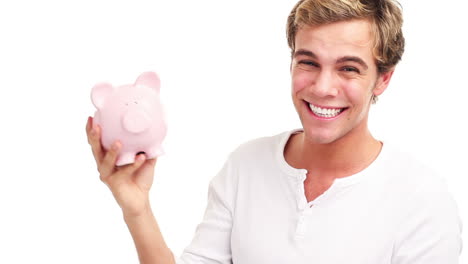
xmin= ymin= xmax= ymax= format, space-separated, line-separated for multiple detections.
xmin=0 ymin=0 xmax=466 ymax=263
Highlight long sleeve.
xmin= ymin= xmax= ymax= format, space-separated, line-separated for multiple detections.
xmin=177 ymin=156 xmax=237 ymax=264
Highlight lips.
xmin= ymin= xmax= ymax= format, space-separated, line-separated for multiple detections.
xmin=306 ymin=101 xmax=348 ymax=119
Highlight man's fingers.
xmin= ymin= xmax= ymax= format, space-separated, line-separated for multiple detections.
xmin=99 ymin=141 xmax=121 ymax=181
xmin=115 ymin=154 xmax=147 ymax=179
xmin=86 ymin=117 xmax=105 ymax=164
xmin=86 ymin=116 xmax=92 ymax=136
xmin=134 ymin=157 xmax=157 ymax=188
xmin=86 ymin=117 xmax=153 ymax=189
xmin=86 ymin=116 xmax=93 ymax=144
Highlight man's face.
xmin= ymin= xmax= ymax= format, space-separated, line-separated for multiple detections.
xmin=291 ymin=19 xmax=393 ymax=145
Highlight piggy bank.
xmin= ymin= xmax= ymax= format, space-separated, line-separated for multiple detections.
xmin=91 ymin=72 xmax=167 ymax=166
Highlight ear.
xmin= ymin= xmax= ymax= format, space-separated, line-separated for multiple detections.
xmin=91 ymin=83 xmax=114 ymax=109
xmin=373 ymin=69 xmax=394 ymax=97
xmin=135 ymin=71 xmax=161 ymax=93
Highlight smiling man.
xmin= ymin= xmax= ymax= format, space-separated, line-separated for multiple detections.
xmin=87 ymin=0 xmax=462 ymax=263
xmin=285 ymin=17 xmax=393 ymax=203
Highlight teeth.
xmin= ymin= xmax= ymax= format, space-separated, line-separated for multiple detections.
xmin=308 ymin=103 xmax=344 ymax=118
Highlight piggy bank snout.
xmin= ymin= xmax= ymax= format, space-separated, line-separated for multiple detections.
xmin=122 ymin=109 xmax=151 ymax=134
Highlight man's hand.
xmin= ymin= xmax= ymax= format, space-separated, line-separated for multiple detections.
xmin=86 ymin=116 xmax=157 ymax=218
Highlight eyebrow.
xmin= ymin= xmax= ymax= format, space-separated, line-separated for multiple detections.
xmin=294 ymin=49 xmax=369 ymax=70
xmin=293 ymin=49 xmax=317 ymax=59
xmin=336 ymin=56 xmax=368 ymax=70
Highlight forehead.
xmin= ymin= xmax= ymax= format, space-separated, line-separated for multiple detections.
xmin=294 ymin=19 xmax=375 ymax=61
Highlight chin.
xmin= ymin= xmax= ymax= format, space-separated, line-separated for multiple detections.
xmin=302 ymin=126 xmax=343 ymax=145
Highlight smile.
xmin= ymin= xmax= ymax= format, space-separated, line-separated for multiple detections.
xmin=307 ymin=102 xmax=347 ymax=119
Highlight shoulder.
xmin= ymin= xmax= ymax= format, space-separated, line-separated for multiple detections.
xmin=227 ymin=129 xmax=295 ymax=164
xmin=207 ymin=130 xmax=296 ymax=205
xmin=385 ymin=145 xmax=463 ymax=259
xmin=371 ymin=142 xmax=460 ymax=220
xmin=380 ymin=142 xmax=461 ymax=225
xmin=378 ymin=142 xmax=448 ymax=193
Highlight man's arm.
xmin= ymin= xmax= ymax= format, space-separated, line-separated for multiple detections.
xmin=124 ymin=207 xmax=175 ymax=264
xmin=86 ymin=117 xmax=175 ymax=264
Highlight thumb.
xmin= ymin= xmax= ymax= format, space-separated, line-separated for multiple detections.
xmin=134 ymin=156 xmax=157 ymax=190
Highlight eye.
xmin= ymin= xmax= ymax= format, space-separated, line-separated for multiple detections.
xmin=341 ymin=66 xmax=360 ymax=73
xmin=298 ymin=60 xmax=319 ymax=67
xmin=296 ymin=60 xmax=320 ymax=72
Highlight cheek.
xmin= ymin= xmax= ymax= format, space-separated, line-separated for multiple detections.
xmin=291 ymin=71 xmax=312 ymax=93
xmin=340 ymin=79 xmax=373 ymax=104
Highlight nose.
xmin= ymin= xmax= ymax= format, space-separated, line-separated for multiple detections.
xmin=309 ymin=70 xmax=338 ymax=98
xmin=122 ymin=109 xmax=151 ymax=134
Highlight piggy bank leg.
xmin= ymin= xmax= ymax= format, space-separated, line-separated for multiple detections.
xmin=147 ymin=146 xmax=164 ymax=159
xmin=116 ymin=152 xmax=136 ymax=166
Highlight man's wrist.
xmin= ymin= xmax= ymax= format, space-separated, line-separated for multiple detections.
xmin=122 ymin=203 xmax=153 ymax=223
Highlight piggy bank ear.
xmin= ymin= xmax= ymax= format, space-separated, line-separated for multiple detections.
xmin=135 ymin=71 xmax=161 ymax=93
xmin=91 ymin=83 xmax=114 ymax=109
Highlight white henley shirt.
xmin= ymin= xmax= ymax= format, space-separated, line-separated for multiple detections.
xmin=177 ymin=129 xmax=462 ymax=264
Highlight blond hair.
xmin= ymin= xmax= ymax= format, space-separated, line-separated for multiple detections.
xmin=287 ymin=0 xmax=405 ymax=74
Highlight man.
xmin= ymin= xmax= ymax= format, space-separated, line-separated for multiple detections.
xmin=86 ymin=0 xmax=462 ymax=263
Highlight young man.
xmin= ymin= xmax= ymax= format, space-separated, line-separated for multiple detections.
xmin=86 ymin=0 xmax=462 ymax=263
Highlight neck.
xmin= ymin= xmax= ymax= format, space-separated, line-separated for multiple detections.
xmin=287 ymin=120 xmax=382 ymax=178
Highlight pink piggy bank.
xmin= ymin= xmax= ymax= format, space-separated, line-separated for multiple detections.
xmin=91 ymin=72 xmax=167 ymax=166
